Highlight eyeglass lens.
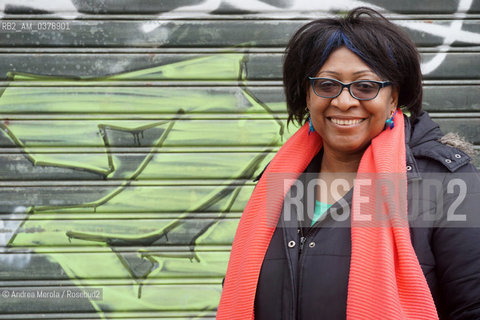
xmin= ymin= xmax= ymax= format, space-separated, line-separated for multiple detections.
xmin=313 ymin=79 xmax=381 ymax=100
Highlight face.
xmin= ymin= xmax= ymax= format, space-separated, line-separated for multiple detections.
xmin=307 ymin=46 xmax=398 ymax=158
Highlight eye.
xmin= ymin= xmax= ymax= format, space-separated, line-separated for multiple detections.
xmin=318 ymin=80 xmax=336 ymax=87
xmin=353 ymin=81 xmax=378 ymax=92
xmin=316 ymin=79 xmax=340 ymax=93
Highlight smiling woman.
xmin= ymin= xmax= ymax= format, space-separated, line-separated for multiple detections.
xmin=218 ymin=7 xmax=480 ymax=320
xmin=307 ymin=47 xmax=398 ymax=162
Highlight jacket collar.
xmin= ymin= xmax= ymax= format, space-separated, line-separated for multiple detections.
xmin=404 ymin=112 xmax=471 ymax=181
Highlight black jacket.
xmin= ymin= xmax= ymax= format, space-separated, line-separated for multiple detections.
xmin=254 ymin=112 xmax=480 ymax=320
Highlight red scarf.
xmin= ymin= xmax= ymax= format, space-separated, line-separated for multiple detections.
xmin=217 ymin=111 xmax=438 ymax=319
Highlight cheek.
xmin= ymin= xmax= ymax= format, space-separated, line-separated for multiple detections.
xmin=379 ymin=92 xmax=396 ymax=114
xmin=306 ymin=89 xmax=315 ymax=108
xmin=374 ymin=107 xmax=390 ymax=124
xmin=307 ymin=95 xmax=328 ymax=113
xmin=370 ymin=100 xmax=393 ymax=118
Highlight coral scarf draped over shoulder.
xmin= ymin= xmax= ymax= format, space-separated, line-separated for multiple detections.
xmin=217 ymin=111 xmax=438 ymax=320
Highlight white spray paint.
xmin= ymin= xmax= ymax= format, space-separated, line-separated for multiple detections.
xmin=0 ymin=206 xmax=32 ymax=269
xmin=0 ymin=0 xmax=77 ymax=13
xmin=287 ymin=0 xmax=382 ymax=11
xmin=153 ymin=0 xmax=480 ymax=75
xmin=418 ymin=0 xmax=474 ymax=74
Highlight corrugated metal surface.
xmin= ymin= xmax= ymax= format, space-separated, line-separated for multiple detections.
xmin=0 ymin=1 xmax=479 ymax=318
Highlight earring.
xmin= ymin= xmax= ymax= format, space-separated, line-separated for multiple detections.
xmin=385 ymin=109 xmax=398 ymax=130
xmin=308 ymin=117 xmax=315 ymax=135
xmin=305 ymin=107 xmax=315 ymax=135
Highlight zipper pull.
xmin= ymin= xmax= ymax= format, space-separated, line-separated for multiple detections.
xmin=299 ymin=236 xmax=306 ymax=254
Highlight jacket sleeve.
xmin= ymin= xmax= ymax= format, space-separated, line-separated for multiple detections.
xmin=432 ymin=165 xmax=480 ymax=319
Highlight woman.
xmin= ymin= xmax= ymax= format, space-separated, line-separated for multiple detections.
xmin=218 ymin=7 xmax=480 ymax=320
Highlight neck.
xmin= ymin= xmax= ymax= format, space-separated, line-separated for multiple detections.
xmin=317 ymin=147 xmax=361 ymax=204
xmin=320 ymin=147 xmax=363 ymax=173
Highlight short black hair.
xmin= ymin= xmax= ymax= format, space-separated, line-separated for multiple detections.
xmin=283 ymin=7 xmax=422 ymax=125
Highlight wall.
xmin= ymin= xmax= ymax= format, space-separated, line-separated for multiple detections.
xmin=0 ymin=0 xmax=479 ymax=319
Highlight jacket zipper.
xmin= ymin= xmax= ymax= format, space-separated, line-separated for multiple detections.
xmin=296 ymin=221 xmax=323 ymax=319
xmin=296 ymin=228 xmax=304 ymax=320
xmin=296 ymin=227 xmax=310 ymax=320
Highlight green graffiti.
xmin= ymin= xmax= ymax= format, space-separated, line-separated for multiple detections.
xmin=0 ymin=53 xmax=296 ymax=318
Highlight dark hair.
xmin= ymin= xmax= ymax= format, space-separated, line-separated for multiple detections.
xmin=283 ymin=7 xmax=422 ymax=125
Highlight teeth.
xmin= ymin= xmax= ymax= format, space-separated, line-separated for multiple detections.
xmin=331 ymin=118 xmax=363 ymax=126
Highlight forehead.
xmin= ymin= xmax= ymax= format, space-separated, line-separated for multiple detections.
xmin=317 ymin=47 xmax=375 ymax=77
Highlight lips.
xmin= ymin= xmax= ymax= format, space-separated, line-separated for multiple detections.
xmin=329 ymin=117 xmax=365 ymax=126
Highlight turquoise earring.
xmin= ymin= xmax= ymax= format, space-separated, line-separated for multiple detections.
xmin=308 ymin=117 xmax=315 ymax=135
xmin=385 ymin=109 xmax=398 ymax=130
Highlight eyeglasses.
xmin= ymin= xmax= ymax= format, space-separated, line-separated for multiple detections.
xmin=308 ymin=77 xmax=392 ymax=101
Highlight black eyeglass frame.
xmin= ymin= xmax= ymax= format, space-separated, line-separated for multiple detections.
xmin=308 ymin=77 xmax=392 ymax=101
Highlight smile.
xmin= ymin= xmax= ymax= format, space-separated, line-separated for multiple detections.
xmin=329 ymin=118 xmax=365 ymax=126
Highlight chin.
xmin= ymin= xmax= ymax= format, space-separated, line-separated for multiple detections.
xmin=336 ymin=142 xmax=369 ymax=155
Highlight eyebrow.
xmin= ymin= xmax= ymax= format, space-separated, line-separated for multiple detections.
xmin=318 ymin=70 xmax=373 ymax=76
xmin=353 ymin=70 xmax=373 ymax=75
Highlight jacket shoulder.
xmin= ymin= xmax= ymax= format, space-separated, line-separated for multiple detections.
xmin=411 ymin=136 xmax=474 ymax=173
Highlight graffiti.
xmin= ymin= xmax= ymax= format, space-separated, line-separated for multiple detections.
xmin=408 ymin=0 xmax=477 ymax=74
xmin=0 ymin=206 xmax=31 ymax=268
xmin=0 ymin=0 xmax=479 ymax=318
xmin=0 ymin=0 xmax=77 ymax=14
xmin=152 ymin=0 xmax=480 ymax=75
xmin=0 ymin=53 xmax=283 ymax=317
xmin=136 ymin=0 xmax=480 ymax=76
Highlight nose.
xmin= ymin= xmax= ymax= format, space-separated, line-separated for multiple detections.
xmin=330 ymin=87 xmax=359 ymax=111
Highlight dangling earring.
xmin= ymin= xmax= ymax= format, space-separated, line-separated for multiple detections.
xmin=306 ymin=107 xmax=315 ymax=135
xmin=385 ymin=109 xmax=398 ymax=130
xmin=308 ymin=117 xmax=315 ymax=135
